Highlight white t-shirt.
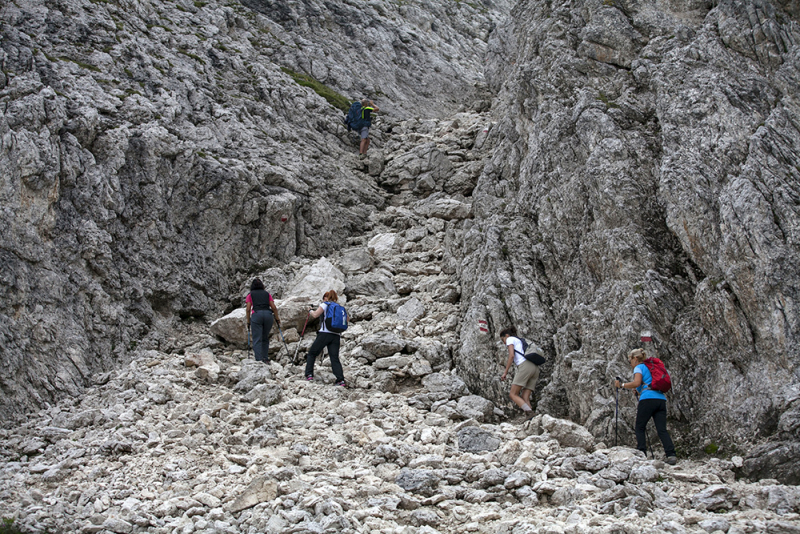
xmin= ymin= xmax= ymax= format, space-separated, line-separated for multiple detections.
xmin=318 ymin=302 xmax=340 ymax=335
xmin=506 ymin=336 xmax=525 ymax=366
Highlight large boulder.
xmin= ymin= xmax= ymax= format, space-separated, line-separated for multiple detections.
xmin=395 ymin=469 xmax=441 ymax=496
xmin=361 ymin=333 xmax=407 ymax=359
xmin=233 ymin=361 xmax=273 ymax=394
xmin=422 ymin=372 xmax=470 ymax=400
xmin=285 ymin=258 xmax=346 ymax=302
xmin=457 ymin=395 xmax=495 ymax=423
xmin=346 ymin=270 xmax=397 ymax=298
xmin=412 ymin=193 xmax=471 ymax=221
xmin=457 ymin=426 xmax=502 ymax=453
xmin=337 ymin=248 xmax=373 ymax=274
xmin=367 ymin=233 xmax=403 ymax=259
xmin=397 ymin=297 xmax=425 ymax=322
xmin=227 ymin=477 xmax=278 ymax=513
xmin=740 ymin=441 xmax=800 ymax=485
xmin=529 ymin=415 xmax=596 ymax=451
xmin=210 ymin=308 xmax=247 ymax=345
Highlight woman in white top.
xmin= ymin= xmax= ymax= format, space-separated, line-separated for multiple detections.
xmin=500 ymin=327 xmax=540 ymax=419
xmin=304 ymin=290 xmax=346 ymax=386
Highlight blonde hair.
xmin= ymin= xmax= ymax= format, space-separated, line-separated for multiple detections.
xmin=628 ymin=348 xmax=647 ymax=364
xmin=323 ymin=290 xmax=338 ymax=302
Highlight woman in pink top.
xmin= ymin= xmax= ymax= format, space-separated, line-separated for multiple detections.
xmin=245 ymin=278 xmax=281 ymax=363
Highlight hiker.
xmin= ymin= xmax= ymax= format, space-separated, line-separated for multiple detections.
xmin=499 ymin=327 xmax=540 ymax=419
xmin=304 ymin=290 xmax=347 ymax=386
xmin=245 ymin=278 xmax=281 ymax=363
xmin=615 ymin=348 xmax=677 ymax=465
xmin=358 ymin=99 xmax=379 ymax=159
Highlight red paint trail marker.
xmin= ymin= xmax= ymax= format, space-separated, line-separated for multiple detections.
xmin=280 ymin=215 xmax=288 ymax=222
xmin=640 ymin=330 xmax=652 ymax=343
xmin=478 ymin=320 xmax=489 ymax=333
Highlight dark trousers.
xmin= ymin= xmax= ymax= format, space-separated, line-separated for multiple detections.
xmin=304 ymin=332 xmax=343 ymax=382
xmin=635 ymin=398 xmax=676 ymax=457
xmin=251 ymin=310 xmax=274 ymax=363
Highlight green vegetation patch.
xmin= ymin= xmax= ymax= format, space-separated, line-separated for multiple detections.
xmin=178 ymin=49 xmax=205 ymax=64
xmin=59 ymin=57 xmax=102 ymax=72
xmin=704 ymin=442 xmax=720 ymax=455
xmin=280 ymin=67 xmax=350 ymax=112
xmin=1 ymin=518 xmax=27 ymax=534
xmin=597 ymin=91 xmax=620 ymax=110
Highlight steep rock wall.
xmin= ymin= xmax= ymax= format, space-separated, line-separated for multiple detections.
xmin=0 ymin=0 xmax=507 ymax=420
xmin=455 ymin=0 xmax=800 ymax=480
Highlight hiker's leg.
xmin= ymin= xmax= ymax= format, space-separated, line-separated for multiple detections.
xmin=652 ymin=399 xmax=676 ymax=457
xmin=325 ymin=334 xmax=344 ymax=382
xmin=512 ymin=362 xmax=537 ymax=411
xmin=521 ymin=388 xmax=532 ymax=408
xmin=251 ymin=312 xmax=265 ymax=362
xmin=635 ymin=399 xmax=657 ymax=454
xmin=523 ymin=364 xmax=540 ymax=405
xmin=509 ymin=384 xmax=528 ymax=410
xmin=304 ymin=334 xmax=326 ymax=378
xmin=261 ymin=311 xmax=274 ymax=363
xmin=359 ymin=127 xmax=370 ymax=154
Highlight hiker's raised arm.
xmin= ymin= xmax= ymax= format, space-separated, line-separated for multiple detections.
xmin=270 ymin=300 xmax=281 ymax=325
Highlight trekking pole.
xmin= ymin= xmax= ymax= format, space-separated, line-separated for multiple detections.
xmin=277 ymin=323 xmax=291 ymax=358
xmin=292 ymin=313 xmax=311 ymax=365
xmin=247 ymin=324 xmax=252 ymax=360
xmin=615 ymin=377 xmax=622 ymax=447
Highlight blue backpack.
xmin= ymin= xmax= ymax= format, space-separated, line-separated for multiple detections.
xmin=324 ymin=302 xmax=348 ymax=333
xmin=344 ymin=101 xmax=364 ymax=132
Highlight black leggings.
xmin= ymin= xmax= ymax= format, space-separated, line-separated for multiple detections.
xmin=635 ymin=398 xmax=676 ymax=457
xmin=304 ymin=332 xmax=343 ymax=382
xmin=250 ymin=310 xmax=273 ymax=363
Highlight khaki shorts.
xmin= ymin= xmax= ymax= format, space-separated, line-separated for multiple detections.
xmin=512 ymin=360 xmax=540 ymax=390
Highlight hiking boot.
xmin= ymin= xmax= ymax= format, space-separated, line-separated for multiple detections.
xmin=305 ymin=375 xmax=314 ymax=381
xmin=665 ymin=456 xmax=677 ymax=465
xmin=359 ymin=153 xmax=366 ymax=160
xmin=335 ymin=380 xmax=347 ymax=387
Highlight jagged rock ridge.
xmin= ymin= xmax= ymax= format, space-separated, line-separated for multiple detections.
xmin=452 ymin=0 xmax=800 ymax=482
xmin=0 ymin=0 xmax=505 ymax=420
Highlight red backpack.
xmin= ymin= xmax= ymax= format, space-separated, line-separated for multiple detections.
xmin=643 ymin=357 xmax=672 ymax=393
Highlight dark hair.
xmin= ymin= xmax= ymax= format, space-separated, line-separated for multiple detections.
xmin=323 ymin=290 xmax=338 ymax=302
xmin=499 ymin=327 xmax=517 ymax=338
xmin=250 ymin=278 xmax=265 ymax=291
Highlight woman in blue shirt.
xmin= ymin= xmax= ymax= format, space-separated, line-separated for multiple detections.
xmin=615 ymin=349 xmax=677 ymax=465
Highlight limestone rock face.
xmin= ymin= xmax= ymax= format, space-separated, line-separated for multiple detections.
xmin=0 ymin=0 xmax=507 ymax=421
xmin=2 ymin=0 xmax=800 ymax=491
xmin=453 ymin=0 xmax=800 ymax=478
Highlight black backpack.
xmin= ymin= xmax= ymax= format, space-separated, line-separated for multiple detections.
xmin=515 ymin=337 xmax=546 ymax=366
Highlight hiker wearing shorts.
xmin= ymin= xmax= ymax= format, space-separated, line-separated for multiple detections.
xmin=245 ymin=278 xmax=281 ymax=363
xmin=304 ymin=290 xmax=347 ymax=387
xmin=615 ymin=348 xmax=677 ymax=464
xmin=358 ymin=100 xmax=379 ymax=159
xmin=499 ymin=327 xmax=539 ymax=419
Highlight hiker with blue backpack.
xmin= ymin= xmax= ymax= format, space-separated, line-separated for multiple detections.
xmin=499 ymin=327 xmax=543 ymax=419
xmin=615 ymin=348 xmax=677 ymax=465
xmin=304 ymin=290 xmax=348 ymax=386
xmin=344 ymin=99 xmax=379 ymax=159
